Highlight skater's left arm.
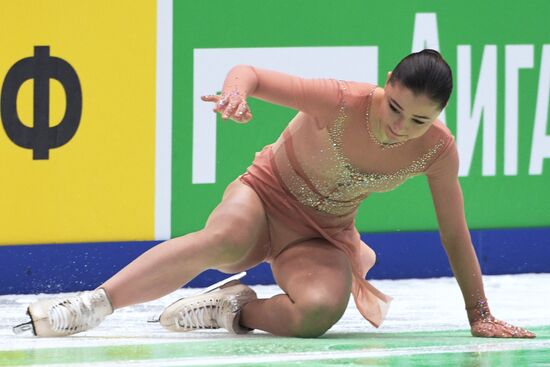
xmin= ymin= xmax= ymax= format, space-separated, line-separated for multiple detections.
xmin=426 ymin=141 xmax=535 ymax=339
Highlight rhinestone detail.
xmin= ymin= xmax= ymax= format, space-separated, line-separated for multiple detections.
xmin=281 ymin=80 xmax=446 ymax=216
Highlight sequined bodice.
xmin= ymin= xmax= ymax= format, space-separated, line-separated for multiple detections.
xmin=271 ymin=80 xmax=447 ymax=216
xmin=329 ymin=85 xmax=444 ymax=185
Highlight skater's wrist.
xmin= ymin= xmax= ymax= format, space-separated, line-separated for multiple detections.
xmin=466 ymin=297 xmax=492 ymax=324
xmin=222 ymin=65 xmax=257 ymax=97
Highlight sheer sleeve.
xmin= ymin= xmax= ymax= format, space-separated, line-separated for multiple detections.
xmin=221 ymin=65 xmax=341 ymax=126
xmin=425 ymin=138 xmax=470 ymax=244
xmin=426 ymin=138 xmax=487 ymax=309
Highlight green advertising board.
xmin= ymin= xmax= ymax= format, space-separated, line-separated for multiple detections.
xmin=171 ymin=0 xmax=549 ymax=236
xmin=0 ymin=0 xmax=548 ymax=294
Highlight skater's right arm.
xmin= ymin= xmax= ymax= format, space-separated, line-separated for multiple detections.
xmin=201 ymin=65 xmax=341 ymax=123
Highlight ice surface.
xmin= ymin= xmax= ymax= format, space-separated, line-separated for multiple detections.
xmin=1 ymin=273 xmax=548 ymax=351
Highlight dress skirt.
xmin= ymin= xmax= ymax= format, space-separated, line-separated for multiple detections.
xmin=239 ymin=145 xmax=392 ymax=328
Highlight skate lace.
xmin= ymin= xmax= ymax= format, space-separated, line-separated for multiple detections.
xmin=48 ymin=294 xmax=102 ymax=332
xmin=178 ymin=298 xmax=236 ymax=329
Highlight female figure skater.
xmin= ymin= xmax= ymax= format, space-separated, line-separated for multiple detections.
xmin=17 ymin=49 xmax=535 ymax=338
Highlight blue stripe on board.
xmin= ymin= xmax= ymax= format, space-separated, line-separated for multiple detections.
xmin=0 ymin=227 xmax=549 ymax=294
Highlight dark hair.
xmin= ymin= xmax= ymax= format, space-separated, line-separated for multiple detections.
xmin=388 ymin=49 xmax=453 ymax=110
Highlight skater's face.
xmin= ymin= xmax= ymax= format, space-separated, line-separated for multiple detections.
xmin=378 ymin=72 xmax=443 ymax=143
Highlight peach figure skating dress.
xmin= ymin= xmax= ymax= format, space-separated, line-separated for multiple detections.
xmin=236 ymin=67 xmax=459 ymax=328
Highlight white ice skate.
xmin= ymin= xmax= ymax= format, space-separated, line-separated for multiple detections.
xmin=152 ymin=272 xmax=257 ymax=334
xmin=13 ymin=288 xmax=113 ymax=337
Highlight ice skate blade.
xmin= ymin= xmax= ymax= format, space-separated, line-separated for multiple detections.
xmin=13 ymin=321 xmax=34 ymax=335
xmin=196 ymin=271 xmax=247 ymax=296
xmin=147 ymin=271 xmax=247 ymax=323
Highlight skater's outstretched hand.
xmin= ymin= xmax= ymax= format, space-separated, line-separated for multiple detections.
xmin=467 ymin=298 xmax=536 ymax=338
xmin=202 ymin=88 xmax=253 ymax=124
xmin=470 ymin=317 xmax=536 ymax=338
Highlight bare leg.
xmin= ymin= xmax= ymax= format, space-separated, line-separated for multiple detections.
xmin=101 ymin=179 xmax=270 ymax=309
xmin=240 ymin=239 xmax=352 ymax=337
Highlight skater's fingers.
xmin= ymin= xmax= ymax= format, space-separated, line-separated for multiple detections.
xmin=492 ymin=324 xmax=515 ymax=338
xmin=232 ymin=101 xmax=250 ymax=122
xmin=242 ymin=111 xmax=253 ymax=123
xmin=201 ymin=94 xmax=219 ymax=102
xmin=202 ymin=95 xmax=228 ymax=115
xmin=202 ymin=94 xmax=230 ymax=114
xmin=203 ymin=95 xmax=227 ymax=112
xmin=517 ymin=329 xmax=536 ymax=338
xmin=235 ymin=100 xmax=248 ymax=113
xmin=498 ymin=322 xmax=536 ymax=339
xmin=222 ymin=101 xmax=239 ymax=120
xmin=202 ymin=91 xmax=249 ymax=122
xmin=470 ymin=317 xmax=536 ymax=338
xmin=231 ymin=110 xmax=253 ymax=124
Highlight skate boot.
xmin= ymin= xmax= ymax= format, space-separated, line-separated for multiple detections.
xmin=157 ymin=273 xmax=257 ymax=334
xmin=13 ymin=288 xmax=113 ymax=337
